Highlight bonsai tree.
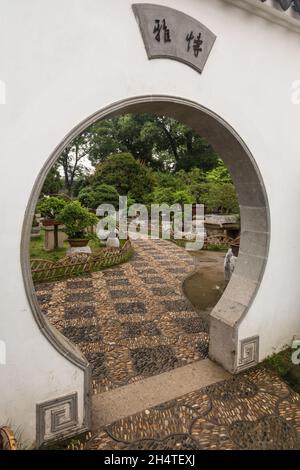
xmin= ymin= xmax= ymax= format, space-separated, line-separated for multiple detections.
xmin=57 ymin=201 xmax=98 ymax=247
xmin=37 ymin=196 xmax=67 ymax=249
xmin=37 ymin=196 xmax=67 ymax=223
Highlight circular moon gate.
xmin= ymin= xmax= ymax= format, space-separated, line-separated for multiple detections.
xmin=21 ymin=95 xmax=270 ymax=403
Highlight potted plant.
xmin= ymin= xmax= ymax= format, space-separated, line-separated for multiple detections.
xmin=57 ymin=201 xmax=98 ymax=248
xmin=37 ymin=196 xmax=67 ymax=226
xmin=37 ymin=196 xmax=67 ymax=249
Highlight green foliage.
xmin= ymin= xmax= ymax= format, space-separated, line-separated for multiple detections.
xmin=58 ymin=131 xmax=92 ymax=196
xmin=41 ymin=164 xmax=63 ymax=196
xmin=201 ymin=182 xmax=239 ymax=214
xmin=173 ymin=190 xmax=194 ymax=205
xmin=94 ymin=184 xmax=120 ymax=208
xmin=37 ymin=197 xmax=67 ymax=219
xmin=93 ymin=152 xmax=154 ymax=203
xmin=47 ymin=114 xmax=238 ymax=215
xmin=78 ymin=184 xmax=120 ymax=210
xmin=58 ymin=201 xmax=98 ymax=239
xmin=78 ymin=187 xmax=97 ymax=209
xmin=149 ymin=187 xmax=177 ymax=205
xmin=206 ymin=159 xmax=233 ymax=183
xmin=263 ymin=349 xmax=294 ymax=377
xmin=153 ymin=171 xmax=179 ymax=191
xmin=148 ymin=165 xmax=238 ymax=214
xmin=87 ymin=113 xmax=218 ymax=172
xmin=72 ymin=175 xmax=91 ymax=197
xmin=30 ymin=232 xmax=67 ymax=261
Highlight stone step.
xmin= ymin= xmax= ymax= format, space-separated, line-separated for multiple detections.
xmin=92 ymin=359 xmax=229 ymax=429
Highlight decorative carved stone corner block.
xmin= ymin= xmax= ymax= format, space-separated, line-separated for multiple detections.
xmin=238 ymin=336 xmax=259 ymax=371
xmin=36 ymin=393 xmax=78 ymax=447
xmin=132 ymin=3 xmax=216 ymax=74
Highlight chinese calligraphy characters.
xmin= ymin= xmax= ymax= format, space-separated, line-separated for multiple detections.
xmin=153 ymin=19 xmax=171 ymax=43
xmin=186 ymin=31 xmax=203 ymax=58
xmin=152 ymin=20 xmax=204 ymax=59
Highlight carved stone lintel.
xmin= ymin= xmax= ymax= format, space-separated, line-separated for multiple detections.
xmin=132 ymin=4 xmax=216 ymax=74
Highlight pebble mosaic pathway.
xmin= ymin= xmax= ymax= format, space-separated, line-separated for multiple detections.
xmin=87 ymin=368 xmax=300 ymax=450
xmin=35 ymin=239 xmax=216 ymax=394
xmin=34 ymin=240 xmax=300 ymax=450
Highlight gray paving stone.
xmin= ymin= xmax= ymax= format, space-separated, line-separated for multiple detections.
xmin=62 ymin=325 xmax=102 ymax=343
xmin=162 ymin=299 xmax=194 ymax=313
xmin=65 ymin=292 xmax=95 ymax=303
xmin=66 ymin=280 xmax=93 ymax=289
xmin=131 ymin=345 xmax=179 ymax=376
xmin=110 ymin=289 xmax=137 ymax=299
xmin=64 ymin=305 xmax=96 ymax=319
xmin=106 ymin=278 xmax=130 ymax=286
xmin=115 ymin=302 xmax=146 ymax=315
xmin=122 ymin=321 xmax=161 ymax=338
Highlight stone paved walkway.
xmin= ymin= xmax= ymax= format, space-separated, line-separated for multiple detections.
xmin=34 ymin=239 xmax=300 ymax=450
xmin=87 ymin=368 xmax=300 ymax=450
xmin=36 ymin=239 xmax=222 ymax=394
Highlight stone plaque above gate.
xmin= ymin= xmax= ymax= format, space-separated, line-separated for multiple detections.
xmin=132 ymin=4 xmax=216 ymax=74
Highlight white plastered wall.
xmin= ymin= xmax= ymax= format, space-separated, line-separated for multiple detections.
xmin=0 ymin=0 xmax=300 ymax=446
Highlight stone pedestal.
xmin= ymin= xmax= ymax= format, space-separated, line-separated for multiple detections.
xmin=67 ymin=246 xmax=92 ymax=255
xmin=30 ymin=226 xmax=41 ymax=239
xmin=43 ymin=225 xmax=67 ymax=251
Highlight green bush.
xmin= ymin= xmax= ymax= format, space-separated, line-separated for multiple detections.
xmin=93 ymin=184 xmax=120 ymax=209
xmin=149 ymin=187 xmax=176 ymax=205
xmin=78 ymin=184 xmax=120 ymax=210
xmin=93 ymin=152 xmax=154 ymax=203
xmin=173 ymin=190 xmax=194 ymax=205
xmin=57 ymin=201 xmax=98 ymax=239
xmin=37 ymin=197 xmax=67 ymax=219
xmin=201 ymin=182 xmax=239 ymax=214
xmin=78 ymin=187 xmax=97 ymax=209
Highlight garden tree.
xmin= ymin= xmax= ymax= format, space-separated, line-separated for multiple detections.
xmin=173 ymin=190 xmax=194 ymax=206
xmin=152 ymin=171 xmax=179 ymax=191
xmin=40 ymin=163 xmax=63 ymax=196
xmin=149 ymin=187 xmax=177 ymax=206
xmin=87 ymin=113 xmax=218 ymax=172
xmin=149 ymin=187 xmax=194 ymax=206
xmin=72 ymin=174 xmax=92 ymax=197
xmin=58 ymin=130 xmax=92 ymax=196
xmin=92 ymin=152 xmax=154 ymax=203
xmin=88 ymin=114 xmax=159 ymax=168
xmin=148 ymin=116 xmax=218 ymax=172
xmin=201 ymin=181 xmax=239 ymax=214
xmin=78 ymin=184 xmax=120 ymax=210
xmin=206 ymin=159 xmax=233 ymax=183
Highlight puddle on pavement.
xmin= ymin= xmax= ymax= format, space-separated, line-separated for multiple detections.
xmin=183 ymin=251 xmax=227 ymax=311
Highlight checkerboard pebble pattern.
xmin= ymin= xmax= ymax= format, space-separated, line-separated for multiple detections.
xmin=34 ymin=239 xmax=210 ymax=394
xmin=86 ymin=369 xmax=300 ymax=450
